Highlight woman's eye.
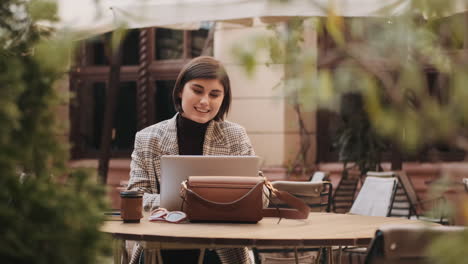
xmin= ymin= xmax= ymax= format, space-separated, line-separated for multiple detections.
xmin=210 ymin=93 xmax=220 ymax=98
xmin=193 ymin=89 xmax=203 ymax=94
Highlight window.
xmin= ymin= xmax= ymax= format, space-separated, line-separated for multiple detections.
xmin=154 ymin=80 xmax=177 ymax=123
xmin=155 ymin=28 xmax=184 ymax=60
xmin=70 ymin=27 xmax=212 ymax=159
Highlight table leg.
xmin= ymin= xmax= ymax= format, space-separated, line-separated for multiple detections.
xmin=315 ymin=247 xmax=323 ymax=264
xmin=337 ymin=246 xmax=342 ymax=264
xmin=327 ymin=247 xmax=334 ymax=264
xmin=157 ymin=249 xmax=163 ymax=264
xmin=294 ymin=247 xmax=299 ymax=264
xmin=198 ymin=248 xmax=206 ymax=264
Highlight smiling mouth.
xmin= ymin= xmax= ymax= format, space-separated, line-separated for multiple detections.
xmin=195 ymin=107 xmax=210 ymax=113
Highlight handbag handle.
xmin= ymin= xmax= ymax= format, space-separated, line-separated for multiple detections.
xmin=181 ymin=178 xmax=310 ymax=220
xmin=181 ymin=180 xmax=265 ymax=208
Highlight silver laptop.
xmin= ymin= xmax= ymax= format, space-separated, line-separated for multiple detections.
xmin=160 ymin=155 xmax=261 ymax=211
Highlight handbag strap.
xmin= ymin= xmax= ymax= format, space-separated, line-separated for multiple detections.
xmin=262 ymin=180 xmax=310 ymax=219
xmin=181 ymin=180 xmax=265 ymax=208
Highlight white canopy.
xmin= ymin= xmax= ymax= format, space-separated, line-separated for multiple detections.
xmin=52 ymin=0 xmax=467 ymax=37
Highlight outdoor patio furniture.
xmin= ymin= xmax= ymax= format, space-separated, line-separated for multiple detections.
xmin=364 ymin=171 xmax=449 ymax=224
xmin=364 ymin=171 xmax=412 ymax=219
xmin=349 ymin=176 xmax=398 ymax=217
xmin=394 ymin=171 xmax=450 ymax=225
xmin=253 ymin=180 xmax=333 ymax=263
xmin=269 ymin=180 xmax=333 ymax=212
xmin=103 ymin=211 xmax=432 ymax=264
xmin=364 ymin=225 xmax=466 ymax=264
xmin=332 ymin=169 xmax=361 ymax=213
xmin=341 ymin=175 xmax=398 ymax=264
xmin=366 ymin=171 xmax=396 ymax=178
xmin=261 ymin=253 xmax=316 ymax=264
xmin=309 ymin=171 xmax=330 ymax=182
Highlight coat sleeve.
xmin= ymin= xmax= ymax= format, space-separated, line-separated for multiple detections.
xmin=127 ymin=131 xmax=160 ymax=211
xmin=239 ymin=126 xmax=255 ymax=156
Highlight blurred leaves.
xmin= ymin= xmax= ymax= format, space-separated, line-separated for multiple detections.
xmin=0 ymin=0 xmax=110 ymax=263
xmin=325 ymin=7 xmax=344 ymax=47
xmin=233 ymin=0 xmax=468 ymax=262
xmin=428 ymin=228 xmax=468 ymax=264
xmin=28 ymin=0 xmax=58 ymax=22
xmin=110 ymin=26 xmax=127 ymax=55
xmin=34 ymin=34 xmax=74 ymax=73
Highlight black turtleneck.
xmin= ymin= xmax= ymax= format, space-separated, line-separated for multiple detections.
xmin=176 ymin=114 xmax=209 ymax=155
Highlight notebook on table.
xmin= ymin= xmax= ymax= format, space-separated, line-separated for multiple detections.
xmin=160 ymin=155 xmax=261 ymax=211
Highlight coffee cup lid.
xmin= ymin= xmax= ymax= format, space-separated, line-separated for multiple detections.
xmin=120 ymin=190 xmax=143 ymax=198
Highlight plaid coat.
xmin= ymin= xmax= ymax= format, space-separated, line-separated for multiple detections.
xmin=127 ymin=113 xmax=255 ymax=211
xmin=126 ymin=114 xmax=255 ymax=264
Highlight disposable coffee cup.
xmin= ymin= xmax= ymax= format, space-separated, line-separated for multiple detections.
xmin=120 ymin=191 xmax=143 ymax=223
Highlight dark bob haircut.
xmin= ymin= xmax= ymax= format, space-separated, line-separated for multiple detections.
xmin=172 ymin=56 xmax=231 ymax=121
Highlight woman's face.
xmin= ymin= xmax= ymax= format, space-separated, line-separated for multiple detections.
xmin=179 ymin=78 xmax=225 ymax=123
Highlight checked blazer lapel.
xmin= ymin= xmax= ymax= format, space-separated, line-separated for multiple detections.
xmin=157 ymin=114 xmax=230 ymax=156
xmin=159 ymin=115 xmax=179 ymax=156
xmin=203 ymin=120 xmax=229 ymax=156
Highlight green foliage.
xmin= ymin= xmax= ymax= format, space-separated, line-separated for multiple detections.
xmin=428 ymin=229 xmax=468 ymax=264
xmin=28 ymin=0 xmax=58 ymax=22
xmin=233 ymin=0 xmax=468 ymax=261
xmin=233 ymin=1 xmax=468 ymax=157
xmin=0 ymin=0 xmax=110 ymax=263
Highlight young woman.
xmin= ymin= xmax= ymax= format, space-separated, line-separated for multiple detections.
xmin=127 ymin=56 xmax=255 ymax=264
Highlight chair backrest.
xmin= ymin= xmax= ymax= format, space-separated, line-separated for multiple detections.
xmin=332 ymin=169 xmax=361 ymax=213
xmin=349 ymin=176 xmax=397 ymax=217
xmin=366 ymin=171 xmax=396 ymax=178
xmin=310 ymin=171 xmax=329 ymax=182
xmin=364 ymin=171 xmax=412 ymax=218
xmin=365 ymin=225 xmax=466 ymax=264
xmin=395 ymin=171 xmax=422 ymax=214
xmin=387 ymin=182 xmax=412 ymax=218
xmin=270 ymin=181 xmax=332 ymax=212
xmin=262 ymin=253 xmax=316 ymax=264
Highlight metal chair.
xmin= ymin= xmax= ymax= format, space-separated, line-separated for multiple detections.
xmin=392 ymin=171 xmax=450 ymax=225
xmin=269 ymin=181 xmax=333 ymax=212
xmin=341 ymin=175 xmax=398 ymax=264
xmin=309 ymin=171 xmax=330 ymax=182
xmin=253 ymin=181 xmax=333 ymax=264
xmin=364 ymin=171 xmax=413 ymax=219
xmin=349 ymin=176 xmax=398 ymax=217
xmin=261 ymin=253 xmax=317 ymax=264
xmin=332 ymin=170 xmax=361 ymax=214
xmin=364 ymin=225 xmax=466 ymax=264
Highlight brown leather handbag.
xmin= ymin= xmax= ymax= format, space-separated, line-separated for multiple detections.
xmin=180 ymin=176 xmax=310 ymax=223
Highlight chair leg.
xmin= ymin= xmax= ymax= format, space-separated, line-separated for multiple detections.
xmin=156 ymin=249 xmax=163 ymax=264
xmin=294 ymin=247 xmax=299 ymax=264
xmin=327 ymin=247 xmax=334 ymax=264
xmin=252 ymin=248 xmax=262 ymax=264
xmin=315 ymin=247 xmax=323 ymax=264
xmin=198 ymin=248 xmax=205 ymax=264
xmin=337 ymin=246 xmax=342 ymax=264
